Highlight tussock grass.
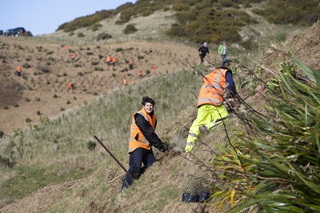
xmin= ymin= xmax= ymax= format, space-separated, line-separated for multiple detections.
xmin=0 ymin=69 xmax=199 ymax=201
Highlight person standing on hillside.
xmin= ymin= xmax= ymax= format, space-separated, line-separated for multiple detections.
xmin=112 ymin=56 xmax=117 ymax=66
xmin=218 ymin=40 xmax=228 ymax=67
xmin=129 ymin=60 xmax=133 ymax=70
xmin=71 ymin=52 xmax=77 ymax=62
xmin=16 ymin=65 xmax=22 ymax=76
xmin=185 ymin=66 xmax=237 ymax=153
xmin=198 ymin=42 xmax=209 ymax=64
xmin=106 ymin=55 xmax=111 ymax=66
xmin=122 ymin=96 xmax=168 ymax=190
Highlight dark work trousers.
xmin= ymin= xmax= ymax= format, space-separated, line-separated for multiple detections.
xmin=122 ymin=148 xmax=155 ymax=189
xmin=199 ymin=54 xmax=206 ymax=63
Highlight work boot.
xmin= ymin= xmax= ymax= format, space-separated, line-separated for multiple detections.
xmin=199 ymin=126 xmax=209 ymax=135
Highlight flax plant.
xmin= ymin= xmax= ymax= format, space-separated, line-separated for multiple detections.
xmin=211 ymin=56 xmax=320 ymax=212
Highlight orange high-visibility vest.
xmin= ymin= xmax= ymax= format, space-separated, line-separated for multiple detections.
xmin=112 ymin=57 xmax=117 ymax=63
xmin=72 ymin=53 xmax=76 ymax=59
xmin=131 ymin=80 xmax=135 ymax=85
xmin=67 ymin=82 xmax=73 ymax=90
xmin=129 ymin=61 xmax=133 ymax=65
xmin=197 ymin=68 xmax=229 ymax=107
xmin=138 ymin=70 xmax=142 ymax=76
xmin=128 ymin=108 xmax=157 ymax=153
xmin=17 ymin=66 xmax=22 ymax=72
xmin=106 ymin=55 xmax=111 ymax=62
xmin=123 ymin=79 xmax=127 ymax=85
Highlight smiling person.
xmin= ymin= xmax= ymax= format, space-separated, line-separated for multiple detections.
xmin=122 ymin=96 xmax=168 ymax=190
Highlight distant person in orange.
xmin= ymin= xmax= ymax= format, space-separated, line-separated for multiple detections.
xmin=130 ymin=80 xmax=135 ymax=85
xmin=138 ymin=70 xmax=143 ymax=78
xmin=123 ymin=79 xmax=127 ymax=86
xmin=67 ymin=82 xmax=73 ymax=92
xmin=16 ymin=66 xmax=22 ymax=76
xmin=106 ymin=55 xmax=111 ymax=66
xmin=129 ymin=60 xmax=133 ymax=70
xmin=112 ymin=56 xmax=117 ymax=66
xmin=71 ymin=53 xmax=77 ymax=62
xmin=151 ymin=65 xmax=157 ymax=71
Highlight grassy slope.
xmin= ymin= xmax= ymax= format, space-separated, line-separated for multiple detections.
xmin=0 ymin=7 xmax=319 ymax=213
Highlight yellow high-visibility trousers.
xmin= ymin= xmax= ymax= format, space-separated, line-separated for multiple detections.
xmin=185 ymin=104 xmax=228 ymax=152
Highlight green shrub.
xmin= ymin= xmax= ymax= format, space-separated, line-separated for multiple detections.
xmin=97 ymin=32 xmax=112 ymax=41
xmin=77 ymin=32 xmax=85 ymax=38
xmin=124 ymin=24 xmax=137 ymax=34
xmin=22 ymin=63 xmax=31 ymax=69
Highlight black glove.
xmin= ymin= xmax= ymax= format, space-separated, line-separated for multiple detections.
xmin=158 ymin=143 xmax=168 ymax=153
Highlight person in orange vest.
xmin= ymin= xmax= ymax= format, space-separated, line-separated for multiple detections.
xmin=123 ymin=79 xmax=127 ymax=86
xmin=106 ymin=55 xmax=111 ymax=66
xmin=185 ymin=66 xmax=237 ymax=153
xmin=151 ymin=65 xmax=157 ymax=70
xmin=129 ymin=60 xmax=133 ymax=70
xmin=71 ymin=52 xmax=77 ymax=62
xmin=67 ymin=82 xmax=73 ymax=92
xmin=16 ymin=66 xmax=22 ymax=76
xmin=112 ymin=56 xmax=117 ymax=66
xmin=130 ymin=80 xmax=135 ymax=85
xmin=138 ymin=70 xmax=143 ymax=78
xmin=122 ymin=96 xmax=168 ymax=190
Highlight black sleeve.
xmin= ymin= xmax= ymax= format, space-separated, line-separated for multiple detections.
xmin=135 ymin=114 xmax=163 ymax=148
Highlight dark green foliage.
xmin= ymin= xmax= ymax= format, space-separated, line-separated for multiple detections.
xmin=0 ymin=155 xmax=14 ymax=168
xmin=57 ymin=10 xmax=114 ymax=32
xmin=252 ymin=0 xmax=319 ymax=26
xmin=97 ymin=32 xmax=112 ymax=41
xmin=87 ymin=23 xmax=102 ymax=31
xmin=124 ymin=24 xmax=137 ymax=34
xmin=77 ymin=32 xmax=85 ymax=38
xmin=172 ymin=3 xmax=190 ymax=11
xmin=55 ymin=0 xmax=317 ymax=43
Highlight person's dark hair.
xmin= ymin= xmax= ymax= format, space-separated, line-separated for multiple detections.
xmin=141 ymin=96 xmax=155 ymax=106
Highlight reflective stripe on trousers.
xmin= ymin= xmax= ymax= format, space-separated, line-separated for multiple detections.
xmin=186 ymin=104 xmax=228 ymax=146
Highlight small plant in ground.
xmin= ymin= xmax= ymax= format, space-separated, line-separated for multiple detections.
xmin=66 ymin=100 xmax=71 ymax=105
xmin=87 ymin=141 xmax=96 ymax=150
xmin=37 ymin=111 xmax=41 ymax=115
xmin=26 ymin=118 xmax=32 ymax=123
xmin=115 ymin=47 xmax=123 ymax=52
xmin=22 ymin=63 xmax=31 ymax=68
xmin=14 ymin=104 xmax=19 ymax=107
xmin=60 ymin=108 xmax=65 ymax=111
xmin=53 ymin=94 xmax=58 ymax=98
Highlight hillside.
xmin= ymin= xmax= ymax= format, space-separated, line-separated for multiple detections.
xmin=1 ymin=1 xmax=320 ymax=212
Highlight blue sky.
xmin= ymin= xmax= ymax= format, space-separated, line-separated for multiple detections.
xmin=0 ymin=0 xmax=137 ymax=36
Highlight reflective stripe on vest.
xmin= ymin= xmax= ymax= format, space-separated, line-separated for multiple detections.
xmin=128 ymin=108 xmax=156 ymax=153
xmin=197 ymin=68 xmax=228 ymax=107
